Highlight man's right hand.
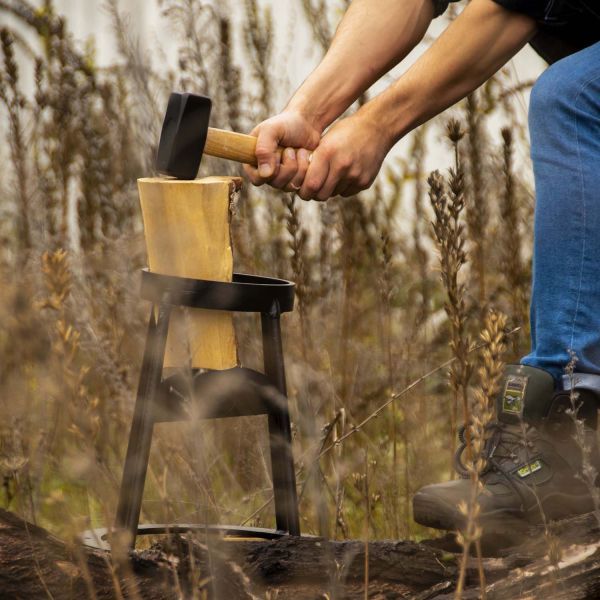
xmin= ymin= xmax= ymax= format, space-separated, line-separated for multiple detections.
xmin=243 ymin=110 xmax=321 ymax=192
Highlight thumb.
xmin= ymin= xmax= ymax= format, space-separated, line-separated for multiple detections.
xmin=255 ymin=123 xmax=283 ymax=179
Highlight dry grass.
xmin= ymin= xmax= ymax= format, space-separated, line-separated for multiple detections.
xmin=0 ymin=0 xmax=536 ymax=595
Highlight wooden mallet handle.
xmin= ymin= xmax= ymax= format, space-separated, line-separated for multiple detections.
xmin=204 ymin=127 xmax=284 ymax=168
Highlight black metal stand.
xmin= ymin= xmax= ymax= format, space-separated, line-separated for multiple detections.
xmin=87 ymin=269 xmax=300 ymax=549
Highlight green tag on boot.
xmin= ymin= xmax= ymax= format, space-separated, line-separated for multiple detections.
xmin=496 ymin=365 xmax=555 ymax=424
xmin=502 ymin=375 xmax=528 ymax=415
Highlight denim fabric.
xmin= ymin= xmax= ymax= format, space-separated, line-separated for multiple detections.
xmin=521 ymin=41 xmax=600 ymax=380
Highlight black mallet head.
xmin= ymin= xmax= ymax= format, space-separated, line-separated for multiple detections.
xmin=156 ymin=92 xmax=212 ymax=180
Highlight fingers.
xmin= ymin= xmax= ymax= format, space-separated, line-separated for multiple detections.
xmin=244 ymin=121 xmax=286 ymax=187
xmin=244 ymin=110 xmax=322 ymax=189
xmin=243 ymin=126 xmax=262 ymax=184
xmin=247 ymin=144 xmax=362 ymax=200
xmin=243 ymin=163 xmax=263 ymax=186
xmin=298 ymin=145 xmax=357 ymax=201
xmin=246 ymin=147 xmax=313 ymax=192
xmin=287 ymin=148 xmax=311 ymax=192
xmin=244 ymin=127 xmax=283 ymax=186
xmin=299 ymin=150 xmax=329 ymax=201
xmin=338 ymin=185 xmax=362 ymax=197
xmin=255 ymin=126 xmax=283 ymax=180
xmin=333 ymin=181 xmax=351 ymax=198
xmin=315 ymin=164 xmax=347 ymax=201
xmin=270 ymin=148 xmax=299 ymax=189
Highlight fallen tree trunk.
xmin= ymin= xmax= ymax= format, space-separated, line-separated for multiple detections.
xmin=0 ymin=508 xmax=171 ymax=599
xmin=2 ymin=508 xmax=600 ymax=599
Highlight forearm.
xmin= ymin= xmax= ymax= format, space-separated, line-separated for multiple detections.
xmin=360 ymin=0 xmax=537 ymax=145
xmin=287 ymin=0 xmax=435 ymax=131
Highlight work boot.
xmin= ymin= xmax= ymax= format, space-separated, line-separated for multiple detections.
xmin=412 ymin=365 xmax=600 ymax=532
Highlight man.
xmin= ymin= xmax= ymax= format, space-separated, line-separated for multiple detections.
xmin=244 ymin=0 xmax=600 ymax=532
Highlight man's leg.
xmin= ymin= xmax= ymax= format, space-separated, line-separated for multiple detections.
xmin=521 ymin=41 xmax=600 ymax=380
xmin=413 ymin=43 xmax=600 ymax=532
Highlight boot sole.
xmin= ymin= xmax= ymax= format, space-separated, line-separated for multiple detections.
xmin=412 ymin=491 xmax=462 ymax=531
xmin=413 ymin=489 xmax=594 ymax=533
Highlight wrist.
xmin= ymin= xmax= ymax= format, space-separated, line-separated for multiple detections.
xmin=285 ymin=95 xmax=329 ymax=133
xmin=356 ymin=99 xmax=400 ymax=154
xmin=286 ymin=74 xmax=360 ymax=133
xmin=359 ymin=84 xmax=420 ymax=150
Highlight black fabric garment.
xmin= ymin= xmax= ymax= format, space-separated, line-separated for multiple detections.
xmin=433 ymin=0 xmax=600 ymax=63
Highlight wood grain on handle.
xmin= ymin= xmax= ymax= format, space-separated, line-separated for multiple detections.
xmin=204 ymin=127 xmax=284 ymax=167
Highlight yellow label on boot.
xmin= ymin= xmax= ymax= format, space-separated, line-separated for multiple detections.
xmin=517 ymin=460 xmax=542 ymax=478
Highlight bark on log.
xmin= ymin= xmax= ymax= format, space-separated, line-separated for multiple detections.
xmin=2 ymin=508 xmax=600 ymax=599
xmin=0 ymin=509 xmax=253 ymax=599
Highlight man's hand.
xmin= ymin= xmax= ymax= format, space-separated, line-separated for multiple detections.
xmin=243 ymin=111 xmax=321 ymax=191
xmin=297 ymin=112 xmax=392 ymax=201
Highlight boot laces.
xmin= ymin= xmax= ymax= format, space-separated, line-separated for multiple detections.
xmin=454 ymin=421 xmax=535 ymax=479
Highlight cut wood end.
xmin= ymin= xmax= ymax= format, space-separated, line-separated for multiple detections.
xmin=138 ymin=176 xmax=243 ymax=188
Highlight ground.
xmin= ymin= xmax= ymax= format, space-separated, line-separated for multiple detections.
xmin=2 ymin=509 xmax=600 ymax=599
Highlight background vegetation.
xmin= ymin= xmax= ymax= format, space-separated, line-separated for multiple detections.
xmin=0 ymin=0 xmax=536 ymax=556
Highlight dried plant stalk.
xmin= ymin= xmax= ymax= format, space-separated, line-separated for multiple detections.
xmin=301 ymin=0 xmax=332 ymax=51
xmin=500 ymin=127 xmax=528 ymax=356
xmin=410 ymin=127 xmax=430 ymax=325
xmin=0 ymin=28 xmax=30 ymax=258
xmin=243 ymin=0 xmax=273 ymax=119
xmin=429 ymin=122 xmax=472 ymax=473
xmin=464 ymin=93 xmax=489 ymax=312
xmin=284 ymin=194 xmax=311 ymax=361
xmin=455 ymin=309 xmax=506 ymax=600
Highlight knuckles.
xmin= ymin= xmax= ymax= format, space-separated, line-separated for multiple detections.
xmin=303 ymin=183 xmax=320 ymax=197
xmin=336 ymin=154 xmax=353 ymax=171
xmin=255 ymin=145 xmax=274 ymax=160
xmin=360 ymin=174 xmax=375 ymax=189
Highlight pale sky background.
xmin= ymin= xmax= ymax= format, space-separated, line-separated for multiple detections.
xmin=39 ymin=1 xmax=546 ymax=78
xmin=7 ymin=0 xmax=547 ymax=112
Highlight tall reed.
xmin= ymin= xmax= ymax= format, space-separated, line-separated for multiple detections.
xmin=455 ymin=309 xmax=507 ymax=600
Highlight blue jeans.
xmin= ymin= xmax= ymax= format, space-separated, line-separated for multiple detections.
xmin=521 ymin=41 xmax=600 ymax=381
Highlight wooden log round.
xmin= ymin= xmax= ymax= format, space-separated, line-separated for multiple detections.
xmin=138 ymin=177 xmax=241 ymax=370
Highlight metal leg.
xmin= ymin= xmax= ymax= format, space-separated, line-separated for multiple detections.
xmin=261 ymin=302 xmax=300 ymax=536
xmin=115 ymin=304 xmax=171 ymax=546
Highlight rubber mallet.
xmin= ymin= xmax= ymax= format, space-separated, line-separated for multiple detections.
xmin=156 ymin=92 xmax=285 ymax=179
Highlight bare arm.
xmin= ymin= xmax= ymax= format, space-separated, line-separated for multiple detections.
xmin=360 ymin=0 xmax=537 ymax=145
xmin=288 ymin=0 xmax=435 ymax=131
xmin=245 ymin=0 xmax=435 ymax=183
xmin=297 ymin=0 xmax=537 ymax=200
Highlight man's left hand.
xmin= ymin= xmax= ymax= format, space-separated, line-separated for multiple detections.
xmin=297 ymin=112 xmax=392 ymax=201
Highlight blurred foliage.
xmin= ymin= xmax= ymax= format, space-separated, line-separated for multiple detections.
xmin=0 ymin=0 xmax=535 ymax=552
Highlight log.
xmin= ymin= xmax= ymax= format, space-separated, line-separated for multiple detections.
xmin=0 ymin=509 xmax=455 ymax=599
xmin=138 ymin=176 xmax=241 ymax=370
xmin=0 ymin=508 xmax=175 ymax=599
xmin=0 ymin=508 xmax=254 ymax=599
xmin=213 ymin=535 xmax=457 ymax=596
xmin=3 ymin=507 xmax=600 ymax=599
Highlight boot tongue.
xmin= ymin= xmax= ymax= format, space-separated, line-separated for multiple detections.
xmin=495 ymin=364 xmax=555 ymax=425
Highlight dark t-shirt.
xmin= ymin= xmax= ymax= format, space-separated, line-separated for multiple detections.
xmin=435 ymin=0 xmax=600 ymax=63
